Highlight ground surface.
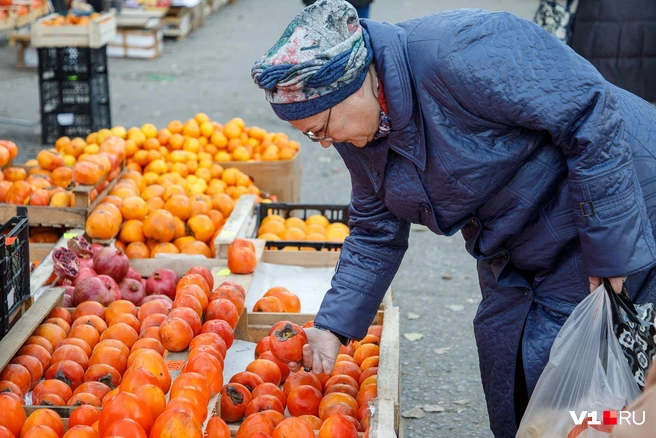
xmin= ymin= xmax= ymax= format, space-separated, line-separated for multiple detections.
xmin=0 ymin=1 xmax=540 ymax=436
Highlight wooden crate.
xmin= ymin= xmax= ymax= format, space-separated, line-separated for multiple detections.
xmin=0 ymin=166 xmax=126 ymax=228
xmin=107 ymin=27 xmax=163 ymax=59
xmin=31 ymin=12 xmax=117 ymax=48
xmin=9 ymin=32 xmax=38 ymax=69
xmin=224 ymin=152 xmax=301 ymax=203
xmin=114 ymin=7 xmax=168 ymax=28
xmin=161 ymin=6 xmax=191 ymax=40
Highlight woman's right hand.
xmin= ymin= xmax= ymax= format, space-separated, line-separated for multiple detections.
xmin=288 ymin=327 xmax=342 ymax=375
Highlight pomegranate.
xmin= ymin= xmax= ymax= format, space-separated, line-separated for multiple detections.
xmin=63 ymin=294 xmax=74 ymax=307
xmin=91 ymin=243 xmax=104 ymax=254
xmin=52 ymin=247 xmax=79 ymax=281
xmin=78 ymin=257 xmax=94 ymax=270
xmin=125 ymin=267 xmax=142 ymax=282
xmin=139 ymin=294 xmax=174 ymax=306
xmin=73 ymin=267 xmax=97 ymax=286
xmin=67 ymin=235 xmax=93 ymax=258
xmin=97 ymin=275 xmax=121 ymax=301
xmin=140 ymin=278 xmax=147 ymax=291
xmin=118 ymin=278 xmax=146 ymax=306
xmin=145 ymin=269 xmax=179 ymax=300
xmin=93 ymin=248 xmax=129 ymax=283
xmin=73 ymin=277 xmax=116 ymax=306
xmin=62 ymin=285 xmax=74 ymax=298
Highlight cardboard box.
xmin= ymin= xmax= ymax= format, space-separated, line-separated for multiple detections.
xmin=31 ymin=12 xmax=117 ymax=48
xmin=225 ymin=152 xmax=301 ymax=203
xmin=107 ymin=27 xmax=163 ymax=59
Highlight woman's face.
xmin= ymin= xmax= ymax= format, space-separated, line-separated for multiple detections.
xmin=289 ymin=71 xmax=380 ymax=148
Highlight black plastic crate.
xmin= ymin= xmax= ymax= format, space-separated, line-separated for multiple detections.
xmin=38 ymin=47 xmax=111 ymax=145
xmin=254 ymin=203 xmax=349 ymax=252
xmin=0 ymin=207 xmax=30 ymax=339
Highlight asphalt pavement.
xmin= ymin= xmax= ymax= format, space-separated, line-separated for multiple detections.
xmin=0 ymin=0 xmax=541 ymax=436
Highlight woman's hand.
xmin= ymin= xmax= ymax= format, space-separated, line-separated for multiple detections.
xmin=589 ymin=276 xmax=626 ymax=294
xmin=288 ymin=327 xmax=342 ymax=375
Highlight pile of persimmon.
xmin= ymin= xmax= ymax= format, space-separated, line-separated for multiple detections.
xmin=252 ymin=286 xmax=301 ymax=313
xmin=257 ymin=213 xmax=350 ymax=245
xmin=221 ymin=321 xmax=382 ymax=437
xmin=227 ymin=238 xmax=258 ymax=275
xmin=85 ymin=168 xmax=245 ymax=258
xmin=0 ymin=136 xmax=124 ymax=208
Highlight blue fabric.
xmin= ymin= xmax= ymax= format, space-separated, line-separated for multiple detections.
xmin=355 ymin=6 xmax=369 ymax=18
xmin=311 ymin=10 xmax=656 ymax=437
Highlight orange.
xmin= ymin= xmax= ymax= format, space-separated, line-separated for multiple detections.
xmin=210 ymin=132 xmax=228 ymax=148
xmin=283 ymin=228 xmax=305 ymax=241
xmin=183 ymin=120 xmax=200 ymax=138
xmin=306 ymin=215 xmax=330 ymax=228
xmin=140 ymin=184 xmax=165 ymax=201
xmin=120 ymin=196 xmax=148 ymax=221
xmin=168 ymin=120 xmax=183 ymax=134
xmin=223 ymin=122 xmax=241 ymax=139
xmin=285 ymin=217 xmax=306 ymax=230
xmin=168 ymin=133 xmax=184 ymax=150
xmin=258 ymin=221 xmax=286 ymax=239
xmin=221 ymin=168 xmax=240 ymax=186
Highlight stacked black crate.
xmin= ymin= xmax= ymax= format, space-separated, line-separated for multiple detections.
xmin=38 ymin=46 xmax=111 ymax=145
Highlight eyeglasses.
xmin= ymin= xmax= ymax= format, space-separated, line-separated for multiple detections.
xmin=303 ymin=107 xmax=332 ymax=142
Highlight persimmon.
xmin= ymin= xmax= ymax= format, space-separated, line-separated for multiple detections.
xmin=268 ymin=321 xmax=307 ymax=363
xmin=59 ymin=338 xmax=93 ymax=358
xmin=228 ymin=239 xmax=255 ymax=256
xmin=88 ymin=347 xmax=127 ymax=375
xmin=359 ymin=367 xmax=378 ymax=386
xmin=0 ymin=380 xmax=23 ymax=398
xmin=130 ymin=337 xmax=165 ymax=356
xmin=35 ymin=393 xmax=65 ymax=406
xmin=177 ymin=274 xmax=210 ymax=297
xmin=51 ymin=344 xmax=89 ymax=370
xmin=357 ymin=384 xmax=377 ymax=408
xmin=103 ymin=418 xmax=147 ymax=438
xmin=263 ymin=287 xmax=301 ymax=313
xmin=22 ymin=425 xmax=59 ymax=438
xmin=201 ymin=319 xmax=234 ymax=349
xmin=254 ymin=351 xmax=290 ymax=384
xmin=125 ymin=242 xmax=150 ymax=259
xmin=9 ymin=355 xmax=43 ymax=390
xmin=138 ymin=326 xmax=161 ymax=341
xmin=209 ymin=285 xmax=245 ymax=315
xmin=353 ymin=344 xmax=380 ymax=367
xmin=283 ymin=370 xmax=322 ymax=397
xmin=34 ymin=323 xmax=67 ymax=349
xmin=252 ymin=297 xmax=284 ymax=313
xmin=205 ymin=299 xmax=239 ymax=328
xmin=159 ymin=316 xmax=193 ymax=352
xmin=62 ymin=425 xmax=98 ymax=437
xmin=185 ymin=266 xmax=214 ymax=290
xmin=17 ymin=344 xmax=52 ymax=372
xmin=336 ymin=353 xmax=355 ymax=363
xmin=143 ymin=210 xmax=176 ymax=242
xmin=71 ymin=315 xmax=107 ymax=335
xmin=83 ymin=364 xmax=121 ymax=390
xmin=48 ymin=307 xmax=72 ymax=325
xmin=330 ymin=361 xmax=362 ymax=382
xmin=149 ymin=408 xmax=202 ymax=438
xmin=299 ymin=415 xmax=323 ymax=430
xmin=219 ymin=383 xmax=252 ymax=423
xmin=137 ymin=300 xmax=170 ymax=322
xmin=171 ymin=372 xmax=210 ymax=404
xmin=181 ymin=353 xmax=223 ymax=395
xmin=228 ymin=247 xmax=257 ymax=274
xmin=108 ymin=313 xmax=141 ymax=333
xmin=168 ymin=307 xmax=202 ymax=336
xmin=140 ymin=313 xmax=168 ymax=332
xmin=169 ymin=386 xmax=208 ymax=418
xmin=73 ymin=381 xmax=111 ymax=401
xmin=129 ymin=349 xmax=171 ymax=393
xmin=104 ymin=300 xmax=137 ymax=325
xmin=360 ymin=356 xmax=379 ymax=372
xmin=245 ymin=394 xmax=285 ymax=417
xmin=318 ymin=393 xmax=358 ymax=421
xmin=120 ymin=366 xmax=159 ymax=393
xmin=287 ymin=385 xmax=322 ymax=417
xmin=172 ymin=295 xmax=203 ymax=318
xmin=0 ymin=364 xmax=30 ymax=396
xmin=99 ymin=391 xmax=152 ymax=437
xmin=0 ymin=394 xmax=24 ymax=436
xmin=234 ymin=413 xmax=275 ymax=438
xmin=45 ymin=360 xmax=85 ymax=391
xmin=318 ymin=413 xmax=358 ymax=438
xmin=252 ymin=382 xmax=286 ymax=407
xmin=246 ymin=360 xmax=281 ymax=387
xmin=66 ymin=323 xmax=100 ymax=352
xmin=255 ymin=336 xmax=270 ymax=359
xmin=69 ymin=405 xmax=100 ymax=428
xmin=133 ymin=384 xmax=166 ymax=421
xmin=218 ymin=281 xmax=247 ymax=299
xmin=5 ymin=181 xmax=31 ymax=205
xmin=72 ymin=302 xmax=106 ymax=322
xmin=189 ymin=332 xmax=227 ymax=358
xmin=25 ymin=336 xmax=54 ymax=354
xmin=67 ymin=392 xmax=102 ymax=407
xmin=99 ymin=322 xmax=139 ymax=349
xmin=325 ymin=383 xmax=359 ymax=399
xmin=44 ymin=318 xmax=71 ymax=336
xmin=205 ymin=416 xmax=230 ymax=438
xmin=272 ymin=417 xmax=315 ymax=438
xmin=188 ymin=346 xmax=224 ymax=367
xmin=164 ymin=397 xmax=206 ymax=425
xmin=176 ymin=284 xmax=209 ymax=310
xmin=93 ymin=339 xmax=130 ymax=359
xmin=32 ymin=379 xmax=73 ymax=405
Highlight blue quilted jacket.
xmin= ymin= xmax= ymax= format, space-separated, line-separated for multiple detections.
xmin=311 ymin=9 xmax=656 ymax=437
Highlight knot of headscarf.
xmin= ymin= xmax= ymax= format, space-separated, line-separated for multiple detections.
xmin=251 ymin=0 xmax=373 ymax=121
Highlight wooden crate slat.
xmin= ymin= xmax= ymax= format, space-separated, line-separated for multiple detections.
xmin=214 ymin=194 xmax=257 ymax=258
xmin=31 ymin=12 xmax=116 ymax=48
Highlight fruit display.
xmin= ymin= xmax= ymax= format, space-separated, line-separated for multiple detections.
xmin=252 ymin=286 xmax=301 ymax=313
xmin=83 ymin=162 xmax=257 ymax=257
xmin=222 ymin=319 xmax=381 ymax=436
xmin=41 ymin=12 xmax=101 ymax=26
xmin=257 ymin=212 xmax=350 ymax=244
xmin=0 ymin=138 xmax=123 ymax=208
xmin=68 ymin=114 xmax=299 ymax=172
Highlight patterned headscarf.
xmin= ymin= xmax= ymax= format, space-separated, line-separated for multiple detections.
xmin=251 ymin=0 xmax=373 ymax=121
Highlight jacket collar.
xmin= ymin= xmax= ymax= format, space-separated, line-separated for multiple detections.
xmin=351 ymin=20 xmax=426 ymax=192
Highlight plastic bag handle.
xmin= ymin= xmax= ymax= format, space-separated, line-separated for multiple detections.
xmin=603 ymin=278 xmax=643 ymax=326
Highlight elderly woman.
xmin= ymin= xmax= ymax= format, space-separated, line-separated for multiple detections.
xmin=251 ymin=0 xmax=656 ymax=436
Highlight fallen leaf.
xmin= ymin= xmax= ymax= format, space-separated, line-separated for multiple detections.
xmin=434 ymin=346 xmax=452 ymax=355
xmin=401 ymin=406 xmax=426 ymax=419
xmin=454 ymin=399 xmax=470 ymax=405
xmin=441 ymin=273 xmax=453 ymax=280
xmin=447 ymin=304 xmax=465 ymax=312
xmin=403 ymin=332 xmax=424 ymax=342
xmin=407 ymin=312 xmax=421 ymax=320
xmin=457 ymin=408 xmax=464 ymax=414
xmin=422 ymin=404 xmax=445 ymax=413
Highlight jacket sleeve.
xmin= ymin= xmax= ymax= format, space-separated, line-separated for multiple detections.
xmin=433 ymin=11 xmax=656 ymax=277
xmin=313 ymin=144 xmax=410 ymax=341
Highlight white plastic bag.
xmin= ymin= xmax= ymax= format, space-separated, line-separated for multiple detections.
xmin=517 ymin=285 xmax=642 ymax=438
